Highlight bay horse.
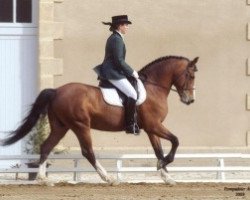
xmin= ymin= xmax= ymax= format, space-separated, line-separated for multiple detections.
xmin=1 ymin=56 xmax=198 ymax=184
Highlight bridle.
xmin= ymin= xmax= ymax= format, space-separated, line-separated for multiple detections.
xmin=140 ymin=67 xmax=196 ymax=93
xmin=171 ymin=68 xmax=196 ymax=92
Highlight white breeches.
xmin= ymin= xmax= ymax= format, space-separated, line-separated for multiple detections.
xmin=109 ymin=78 xmax=137 ymax=100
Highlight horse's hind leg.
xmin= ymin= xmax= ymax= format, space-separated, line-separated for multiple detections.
xmin=73 ymin=125 xmax=116 ymax=184
xmin=36 ymin=116 xmax=68 ymax=180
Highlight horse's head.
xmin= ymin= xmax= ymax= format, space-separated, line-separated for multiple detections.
xmin=173 ymin=57 xmax=199 ymax=105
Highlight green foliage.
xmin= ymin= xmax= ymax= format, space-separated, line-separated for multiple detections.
xmin=24 ymin=116 xmax=68 ymax=155
xmin=24 ymin=116 xmax=49 ymax=154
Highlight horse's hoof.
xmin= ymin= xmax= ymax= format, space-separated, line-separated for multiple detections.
xmin=110 ymin=180 xmax=120 ymax=186
xmin=45 ymin=181 xmax=55 ymax=187
xmin=163 ymin=178 xmax=176 ymax=185
xmin=160 ymin=169 xmax=176 ymax=185
xmin=37 ymin=179 xmax=55 ymax=186
xmin=107 ymin=177 xmax=119 ymax=186
xmin=36 ymin=174 xmax=47 ymax=181
xmin=105 ymin=176 xmax=119 ymax=186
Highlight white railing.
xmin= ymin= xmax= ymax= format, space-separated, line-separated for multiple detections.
xmin=0 ymin=153 xmax=250 ymax=183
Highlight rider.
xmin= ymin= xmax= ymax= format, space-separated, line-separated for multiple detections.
xmin=94 ymin=15 xmax=140 ymax=135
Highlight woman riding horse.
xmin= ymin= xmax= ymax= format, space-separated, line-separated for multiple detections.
xmin=94 ymin=15 xmax=140 ymax=135
xmin=1 ymin=55 xmax=198 ymax=185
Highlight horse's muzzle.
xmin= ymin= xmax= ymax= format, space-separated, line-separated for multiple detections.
xmin=186 ymin=99 xmax=195 ymax=105
xmin=180 ymin=95 xmax=195 ymax=105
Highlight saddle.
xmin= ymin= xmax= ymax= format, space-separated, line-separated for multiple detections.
xmin=98 ymin=78 xmax=146 ymax=107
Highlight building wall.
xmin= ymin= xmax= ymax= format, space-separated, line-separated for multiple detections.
xmin=40 ymin=0 xmax=250 ymax=150
xmin=39 ymin=0 xmax=63 ymax=89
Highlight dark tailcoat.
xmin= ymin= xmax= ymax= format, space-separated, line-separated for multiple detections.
xmin=94 ymin=32 xmax=134 ymax=80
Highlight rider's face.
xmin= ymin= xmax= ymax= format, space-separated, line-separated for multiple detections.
xmin=118 ymin=23 xmax=129 ymax=34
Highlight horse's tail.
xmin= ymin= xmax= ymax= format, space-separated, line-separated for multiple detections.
xmin=1 ymin=89 xmax=56 ymax=146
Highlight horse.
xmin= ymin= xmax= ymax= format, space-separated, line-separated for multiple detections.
xmin=1 ymin=55 xmax=198 ymax=184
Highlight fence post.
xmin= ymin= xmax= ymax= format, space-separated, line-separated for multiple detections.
xmin=15 ymin=172 xmax=18 ymax=180
xmin=117 ymin=159 xmax=122 ymax=181
xmin=217 ymin=158 xmax=225 ymax=181
xmin=73 ymin=159 xmax=79 ymax=181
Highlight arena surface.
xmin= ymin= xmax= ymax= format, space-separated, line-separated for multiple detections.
xmin=0 ymin=183 xmax=249 ymax=200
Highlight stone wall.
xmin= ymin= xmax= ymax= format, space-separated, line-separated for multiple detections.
xmin=39 ymin=0 xmax=63 ymax=89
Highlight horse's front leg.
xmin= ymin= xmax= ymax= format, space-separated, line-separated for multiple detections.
xmin=147 ymin=125 xmax=179 ymax=185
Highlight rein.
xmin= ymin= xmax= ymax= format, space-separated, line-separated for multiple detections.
xmin=139 ymin=68 xmax=194 ymax=93
xmin=140 ymin=78 xmax=177 ymax=92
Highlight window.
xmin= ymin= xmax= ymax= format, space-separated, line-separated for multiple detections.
xmin=0 ymin=0 xmax=32 ymax=23
xmin=0 ymin=0 xmax=13 ymax=22
xmin=17 ymin=0 xmax=32 ymax=23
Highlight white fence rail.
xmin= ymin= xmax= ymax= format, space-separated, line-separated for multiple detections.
xmin=0 ymin=153 xmax=250 ymax=183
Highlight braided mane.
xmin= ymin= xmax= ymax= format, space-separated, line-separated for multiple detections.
xmin=139 ymin=56 xmax=189 ymax=74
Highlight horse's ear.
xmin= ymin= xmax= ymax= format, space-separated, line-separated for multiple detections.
xmin=189 ymin=57 xmax=199 ymax=71
xmin=190 ymin=57 xmax=199 ymax=65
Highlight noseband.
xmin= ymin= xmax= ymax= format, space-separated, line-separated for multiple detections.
xmin=140 ymin=68 xmax=195 ymax=93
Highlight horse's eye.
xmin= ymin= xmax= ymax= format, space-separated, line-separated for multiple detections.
xmin=187 ymin=72 xmax=195 ymax=79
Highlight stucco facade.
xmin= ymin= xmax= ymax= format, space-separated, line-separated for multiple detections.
xmin=39 ymin=0 xmax=250 ymax=151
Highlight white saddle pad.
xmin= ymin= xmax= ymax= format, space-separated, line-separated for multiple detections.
xmin=100 ymin=79 xmax=147 ymax=107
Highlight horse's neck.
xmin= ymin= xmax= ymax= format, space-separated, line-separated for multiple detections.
xmin=143 ymin=70 xmax=174 ymax=100
xmin=147 ymin=64 xmax=175 ymax=91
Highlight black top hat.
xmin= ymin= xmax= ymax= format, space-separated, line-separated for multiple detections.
xmin=102 ymin=15 xmax=132 ymax=26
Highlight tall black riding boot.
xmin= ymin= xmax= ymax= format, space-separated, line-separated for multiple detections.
xmin=125 ymin=97 xmax=140 ymax=135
